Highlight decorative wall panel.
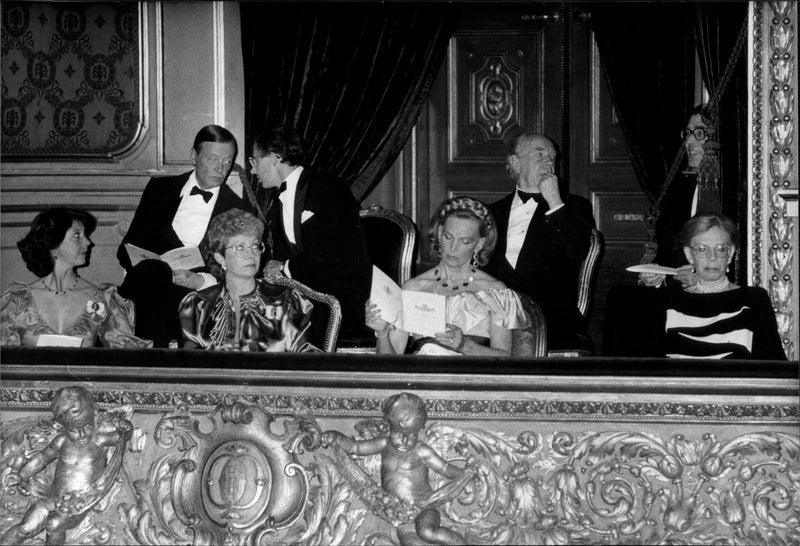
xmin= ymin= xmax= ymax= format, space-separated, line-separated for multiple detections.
xmin=448 ymin=31 xmax=544 ymax=164
xmin=1 ymin=351 xmax=797 ymax=546
xmin=590 ymin=40 xmax=629 ymax=164
xmin=592 ymin=191 xmax=651 ymax=244
xmin=749 ymin=1 xmax=798 ymax=360
xmin=1 ymin=2 xmax=141 ymax=159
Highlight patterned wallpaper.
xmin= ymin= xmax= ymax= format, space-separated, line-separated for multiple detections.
xmin=1 ymin=2 xmax=140 ymax=158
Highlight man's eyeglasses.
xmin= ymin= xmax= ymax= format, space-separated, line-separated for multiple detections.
xmin=690 ymin=244 xmax=732 ymax=258
xmin=681 ymin=128 xmax=708 ymax=141
xmin=225 ymin=242 xmax=265 ymax=257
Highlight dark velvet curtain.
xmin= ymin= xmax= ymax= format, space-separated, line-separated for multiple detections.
xmin=693 ymin=2 xmax=748 ymax=278
xmin=240 ymin=2 xmax=454 ymax=201
xmin=590 ymin=3 xmax=696 ymax=204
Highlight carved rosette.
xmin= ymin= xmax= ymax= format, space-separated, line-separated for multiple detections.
xmin=118 ymin=402 xmax=317 ymax=545
xmin=471 ymin=55 xmax=520 ymax=140
xmin=766 ymin=1 xmax=796 ymax=359
xmin=311 ymin=419 xmax=800 ymax=544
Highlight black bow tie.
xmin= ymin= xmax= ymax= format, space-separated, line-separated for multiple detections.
xmin=518 ymin=190 xmax=546 ymax=205
xmin=190 ymin=186 xmax=213 ymax=203
xmin=276 ymin=181 xmax=287 ymax=194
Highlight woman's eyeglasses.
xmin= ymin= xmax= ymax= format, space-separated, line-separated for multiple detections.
xmin=690 ymin=244 xmax=732 ymax=258
xmin=681 ymin=128 xmax=708 ymax=141
xmin=226 ymin=243 xmax=265 ymax=257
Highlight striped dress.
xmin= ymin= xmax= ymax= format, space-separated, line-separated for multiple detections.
xmin=663 ymin=286 xmax=785 ymax=359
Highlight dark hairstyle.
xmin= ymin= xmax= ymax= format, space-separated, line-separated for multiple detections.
xmin=252 ymin=124 xmax=306 ymax=166
xmin=677 ymin=213 xmax=739 ymax=249
xmin=17 ymin=208 xmax=97 ymax=278
xmin=192 ymin=124 xmax=237 ymax=156
xmin=428 ymin=196 xmax=497 ymax=266
xmin=200 ymin=208 xmax=265 ymax=281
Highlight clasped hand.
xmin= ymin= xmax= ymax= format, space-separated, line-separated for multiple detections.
xmin=435 ymin=324 xmax=464 ymax=352
xmin=264 ymin=259 xmax=285 ymax=279
xmin=172 ymin=269 xmax=203 ymax=289
xmin=539 ymin=174 xmax=564 ymax=209
xmin=639 ymin=264 xmax=697 ymax=288
xmin=365 ymin=301 xmax=391 ymax=337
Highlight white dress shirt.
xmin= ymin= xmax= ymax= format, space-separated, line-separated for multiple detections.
xmin=279 ymin=166 xmax=304 ymax=245
xmin=171 ymin=171 xmax=219 ymax=289
xmin=505 ymin=189 xmax=564 ymax=269
xmin=279 ymin=166 xmax=304 ymax=277
xmin=172 ymin=172 xmax=219 ymax=247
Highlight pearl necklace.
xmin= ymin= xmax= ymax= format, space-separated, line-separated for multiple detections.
xmin=42 ymin=275 xmax=80 ymax=296
xmin=693 ymin=277 xmax=730 ymax=293
xmin=434 ymin=266 xmax=475 ymax=292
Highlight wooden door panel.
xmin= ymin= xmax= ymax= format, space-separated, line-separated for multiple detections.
xmin=447 ymin=30 xmax=545 ymax=165
xmin=422 ymin=6 xmax=564 ymax=265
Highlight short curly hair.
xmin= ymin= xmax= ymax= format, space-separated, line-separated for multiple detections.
xmin=200 ymin=209 xmax=265 ymax=281
xmin=427 ymin=196 xmax=497 ymax=266
xmin=17 ymin=208 xmax=97 ymax=278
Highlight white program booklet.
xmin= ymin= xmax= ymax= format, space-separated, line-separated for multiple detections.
xmin=125 ymin=243 xmax=204 ymax=270
xmin=401 ymin=290 xmax=446 ymax=338
xmin=369 ymin=266 xmax=447 ymax=337
xmin=370 ymin=266 xmax=404 ymax=327
xmin=625 ymin=264 xmax=680 ymax=275
xmin=37 ymin=334 xmax=83 ymax=347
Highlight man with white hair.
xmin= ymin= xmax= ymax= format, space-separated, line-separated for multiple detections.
xmin=483 ymin=133 xmax=595 ymax=349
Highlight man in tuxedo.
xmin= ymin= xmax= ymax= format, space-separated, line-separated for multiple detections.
xmin=484 ymin=133 xmax=595 ymax=349
xmin=118 ymin=125 xmax=255 ymax=346
xmin=250 ymin=124 xmax=371 ymax=340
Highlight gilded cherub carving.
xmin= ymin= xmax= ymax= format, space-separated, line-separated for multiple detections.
xmin=0 ymin=387 xmax=132 ymax=546
xmin=322 ymin=392 xmax=473 ymax=545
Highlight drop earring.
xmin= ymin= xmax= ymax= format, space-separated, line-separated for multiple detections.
xmin=472 ymin=250 xmax=480 ymax=269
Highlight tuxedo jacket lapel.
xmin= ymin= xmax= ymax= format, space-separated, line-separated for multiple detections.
xmin=161 ymin=174 xmax=190 ymax=249
xmin=292 ymin=171 xmax=309 ymax=254
xmin=493 ymin=195 xmax=513 ymax=265
xmin=515 ymin=205 xmax=547 ymax=271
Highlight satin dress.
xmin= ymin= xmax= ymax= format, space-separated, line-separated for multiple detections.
xmin=415 ymin=288 xmax=530 ymax=355
xmin=0 ymin=282 xmax=151 ymax=348
xmin=178 ymin=279 xmax=314 ymax=352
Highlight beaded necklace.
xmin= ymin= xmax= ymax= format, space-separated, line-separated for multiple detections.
xmin=41 ymin=274 xmax=80 ymax=296
xmin=434 ymin=266 xmax=475 ymax=292
xmin=693 ymin=277 xmax=730 ymax=293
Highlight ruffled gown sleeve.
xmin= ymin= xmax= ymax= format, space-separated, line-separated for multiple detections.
xmin=177 ymin=290 xmax=212 ymax=350
xmin=0 ymin=283 xmax=29 ymax=346
xmin=95 ymin=284 xmax=153 ymax=348
xmin=448 ymin=288 xmax=531 ymax=337
xmin=279 ymin=287 xmax=315 ymax=351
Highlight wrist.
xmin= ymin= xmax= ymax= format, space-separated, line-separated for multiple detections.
xmin=375 ymin=328 xmax=390 ymax=340
xmin=456 ymin=336 xmax=467 ymax=352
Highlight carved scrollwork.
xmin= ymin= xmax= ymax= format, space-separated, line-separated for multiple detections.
xmin=313 ymin=414 xmax=800 ymax=545
xmin=471 ymin=54 xmax=520 ymax=140
xmin=119 ymin=401 xmax=316 ymax=545
xmin=765 ymin=0 xmax=796 ymax=359
xmin=0 ymin=387 xmax=134 ymax=545
xmin=5 ymin=388 xmax=797 ymax=423
xmin=1 ymin=387 xmax=799 ymax=544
